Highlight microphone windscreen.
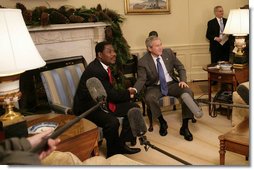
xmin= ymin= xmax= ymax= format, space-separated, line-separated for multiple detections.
xmin=236 ymin=83 xmax=249 ymax=105
xmin=86 ymin=77 xmax=107 ymax=102
xmin=127 ymin=108 xmax=147 ymax=137
xmin=181 ymin=93 xmax=203 ymax=118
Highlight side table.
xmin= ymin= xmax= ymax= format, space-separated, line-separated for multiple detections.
xmin=26 ymin=113 xmax=99 ymax=161
xmin=218 ymin=117 xmax=249 ymax=165
xmin=203 ymin=65 xmax=249 ymax=117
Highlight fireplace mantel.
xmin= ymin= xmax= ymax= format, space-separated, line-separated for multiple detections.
xmin=29 ymin=22 xmax=108 ymax=64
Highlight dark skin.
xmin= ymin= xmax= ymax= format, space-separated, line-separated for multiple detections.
xmin=97 ymin=44 xmax=136 ymax=96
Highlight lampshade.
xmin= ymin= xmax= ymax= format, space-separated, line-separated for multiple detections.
xmin=0 ymin=9 xmax=46 ymax=77
xmin=223 ymin=9 xmax=249 ymax=36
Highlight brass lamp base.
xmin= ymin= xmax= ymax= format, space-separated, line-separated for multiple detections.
xmin=0 ymin=74 xmax=29 ymax=139
xmin=0 ymin=109 xmax=24 ymax=126
xmin=0 ymin=105 xmax=28 ymax=139
xmin=233 ymin=55 xmax=248 ymax=69
xmin=232 ymin=36 xmax=248 ymax=69
xmin=233 ymin=63 xmax=248 ymax=69
xmin=0 ymin=91 xmax=24 ymax=126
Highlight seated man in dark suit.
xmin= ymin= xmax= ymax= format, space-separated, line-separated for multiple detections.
xmin=133 ymin=36 xmax=197 ymax=141
xmin=73 ymin=41 xmax=141 ymax=158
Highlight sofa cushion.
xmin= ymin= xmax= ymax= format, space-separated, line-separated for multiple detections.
xmin=41 ymin=151 xmax=142 ymax=165
xmin=232 ymin=92 xmax=249 ymax=126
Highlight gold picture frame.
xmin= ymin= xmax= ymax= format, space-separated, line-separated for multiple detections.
xmin=125 ymin=0 xmax=171 ymax=15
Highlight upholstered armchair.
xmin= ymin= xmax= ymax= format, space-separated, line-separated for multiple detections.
xmin=39 ymin=56 xmax=86 ymax=115
xmin=231 ymin=81 xmax=249 ymax=126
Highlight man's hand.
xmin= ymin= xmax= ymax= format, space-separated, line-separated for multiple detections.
xmin=214 ymin=36 xmax=222 ymax=42
xmin=27 ymin=129 xmax=61 ymax=160
xmin=128 ymin=87 xmax=137 ymax=98
xmin=178 ymin=81 xmax=189 ymax=88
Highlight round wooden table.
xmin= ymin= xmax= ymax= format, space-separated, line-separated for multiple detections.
xmin=26 ymin=113 xmax=99 ymax=161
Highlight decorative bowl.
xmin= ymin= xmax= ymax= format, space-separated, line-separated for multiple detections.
xmin=220 ymin=63 xmax=232 ymax=71
xmin=28 ymin=122 xmax=58 ymax=134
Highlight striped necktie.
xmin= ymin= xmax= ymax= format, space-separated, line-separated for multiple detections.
xmin=156 ymin=58 xmax=168 ymax=96
xmin=220 ymin=18 xmax=224 ymax=34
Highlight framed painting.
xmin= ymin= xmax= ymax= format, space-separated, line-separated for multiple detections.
xmin=124 ymin=0 xmax=171 ymax=15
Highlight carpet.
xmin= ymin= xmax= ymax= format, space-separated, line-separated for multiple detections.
xmin=121 ymin=106 xmax=249 ymax=165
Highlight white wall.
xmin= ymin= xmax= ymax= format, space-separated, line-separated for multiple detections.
xmin=0 ymin=0 xmax=248 ymax=81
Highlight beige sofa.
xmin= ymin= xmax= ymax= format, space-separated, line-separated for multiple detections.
xmin=231 ymin=81 xmax=249 ymax=127
xmin=42 ymin=151 xmax=143 ymax=165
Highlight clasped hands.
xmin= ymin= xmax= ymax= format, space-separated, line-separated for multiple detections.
xmin=127 ymin=82 xmax=189 ymax=98
xmin=128 ymin=87 xmax=137 ymax=98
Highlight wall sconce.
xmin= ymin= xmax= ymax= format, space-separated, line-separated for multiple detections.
xmin=223 ymin=9 xmax=249 ymax=68
xmin=0 ymin=9 xmax=45 ymax=135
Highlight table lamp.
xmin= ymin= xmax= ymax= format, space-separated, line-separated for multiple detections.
xmin=223 ymin=9 xmax=249 ymax=68
xmin=0 ymin=9 xmax=46 ymax=138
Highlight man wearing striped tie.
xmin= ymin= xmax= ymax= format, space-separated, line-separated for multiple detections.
xmin=133 ymin=36 xmax=197 ymax=141
xmin=206 ymin=5 xmax=230 ymax=64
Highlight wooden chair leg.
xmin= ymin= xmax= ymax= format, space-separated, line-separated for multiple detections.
xmin=219 ymin=137 xmax=226 ymax=165
xmin=147 ymin=108 xmax=153 ymax=132
xmin=173 ymin=105 xmax=176 ymax=110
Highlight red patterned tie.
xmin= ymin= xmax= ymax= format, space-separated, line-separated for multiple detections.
xmin=107 ymin=67 xmax=116 ymax=112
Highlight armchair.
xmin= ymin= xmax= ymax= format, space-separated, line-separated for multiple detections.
xmin=39 ymin=56 xmax=86 ymax=114
xmin=231 ymin=81 xmax=249 ymax=126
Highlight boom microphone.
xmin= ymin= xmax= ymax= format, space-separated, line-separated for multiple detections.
xmin=181 ymin=93 xmax=203 ymax=118
xmin=127 ymin=108 xmax=147 ymax=137
xmin=86 ymin=77 xmax=109 ymax=113
xmin=86 ymin=77 xmax=107 ymax=102
xmin=127 ymin=107 xmax=192 ymax=165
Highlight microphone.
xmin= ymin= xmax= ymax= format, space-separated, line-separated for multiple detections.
xmin=127 ymin=108 xmax=147 ymax=137
xmin=181 ymin=93 xmax=203 ymax=118
xmin=86 ymin=77 xmax=109 ymax=113
xmin=86 ymin=77 xmax=107 ymax=103
xmin=127 ymin=107 xmax=192 ymax=165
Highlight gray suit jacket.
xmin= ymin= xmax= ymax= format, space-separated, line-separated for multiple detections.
xmin=134 ymin=48 xmax=187 ymax=93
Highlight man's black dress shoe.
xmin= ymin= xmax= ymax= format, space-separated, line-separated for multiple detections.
xmin=180 ymin=127 xmax=193 ymax=141
xmin=211 ymin=81 xmax=218 ymax=86
xmin=159 ymin=121 xmax=168 ymax=136
xmin=192 ymin=118 xmax=197 ymax=123
xmin=121 ymin=145 xmax=141 ymax=154
xmin=130 ymin=140 xmax=137 ymax=146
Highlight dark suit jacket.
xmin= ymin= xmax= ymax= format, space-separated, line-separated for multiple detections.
xmin=73 ymin=58 xmax=131 ymax=115
xmin=206 ymin=17 xmax=228 ymax=52
xmin=134 ymin=48 xmax=186 ymax=93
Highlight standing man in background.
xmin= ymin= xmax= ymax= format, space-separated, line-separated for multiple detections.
xmin=206 ymin=5 xmax=230 ymax=64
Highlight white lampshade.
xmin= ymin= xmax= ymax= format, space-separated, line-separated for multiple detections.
xmin=0 ymin=9 xmax=45 ymax=77
xmin=223 ymin=9 xmax=249 ymax=36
